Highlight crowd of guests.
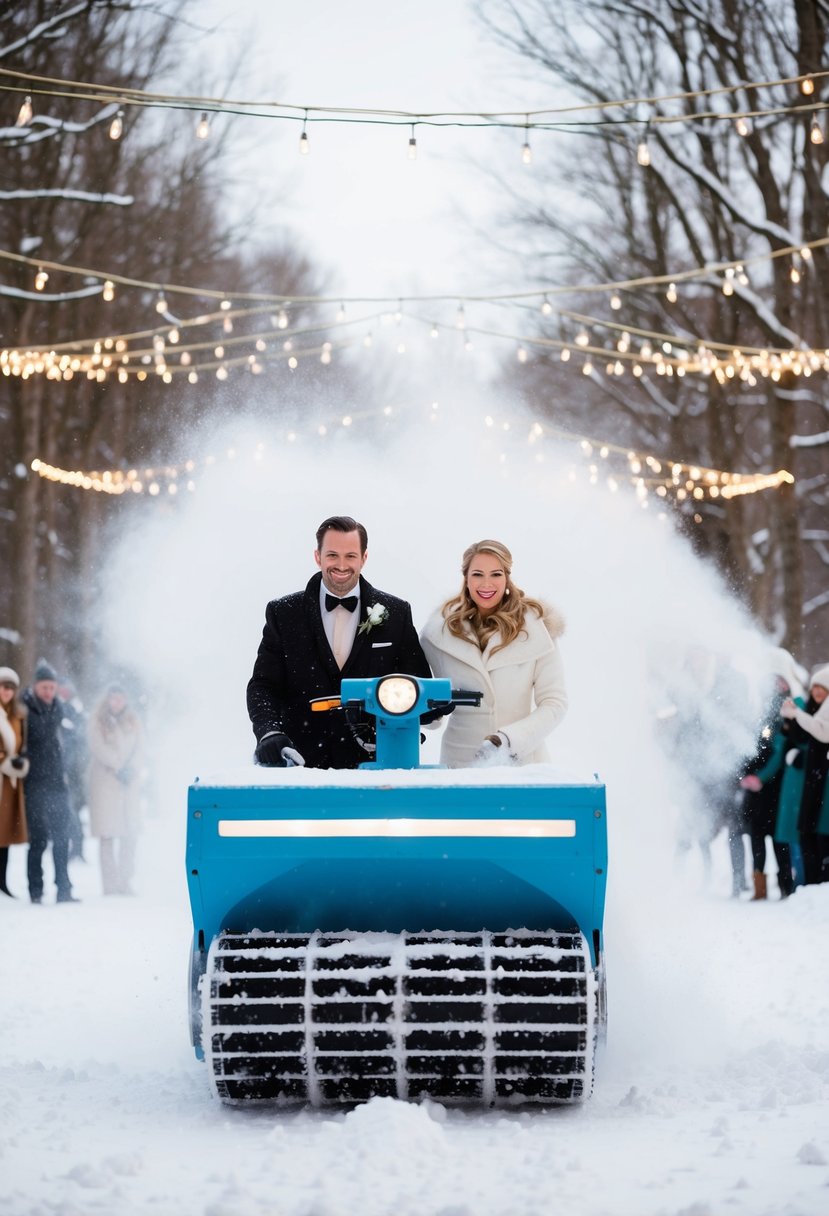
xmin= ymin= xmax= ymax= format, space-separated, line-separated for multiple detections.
xmin=738 ymin=653 xmax=829 ymax=899
xmin=664 ymin=646 xmax=829 ymax=901
xmin=0 ymin=660 xmax=145 ymax=904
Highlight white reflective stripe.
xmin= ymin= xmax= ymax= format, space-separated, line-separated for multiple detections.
xmin=217 ymin=818 xmax=577 ymax=838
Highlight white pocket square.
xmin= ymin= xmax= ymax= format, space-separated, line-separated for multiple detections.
xmin=371 ymin=641 xmax=392 ymax=648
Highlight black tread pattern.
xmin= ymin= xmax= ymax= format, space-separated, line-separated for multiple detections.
xmin=204 ymin=929 xmax=597 ymax=1106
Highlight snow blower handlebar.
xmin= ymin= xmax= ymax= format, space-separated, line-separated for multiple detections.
xmin=311 ymin=676 xmax=482 ymax=769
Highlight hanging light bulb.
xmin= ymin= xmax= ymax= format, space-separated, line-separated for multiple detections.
xmin=790 ymin=264 xmax=801 ymax=283
xmin=801 ymin=76 xmax=815 ymax=96
xmin=16 ymin=95 xmax=33 ymax=126
xmin=517 ymin=345 xmax=528 ymax=363
xmin=666 ymin=282 xmax=677 ymax=303
xmin=336 ymin=303 xmax=346 ymax=323
xmin=102 ymin=280 xmax=115 ymax=302
xmin=109 ymin=109 xmax=124 ymax=140
xmin=810 ymin=113 xmax=824 ymax=144
xmin=196 ymin=112 xmax=210 ymax=140
xmin=156 ymin=294 xmax=168 ymax=313
xmin=521 ymin=117 xmax=532 ymax=165
xmin=540 ymin=296 xmax=553 ymax=316
xmin=408 ymin=123 xmax=417 ymax=160
xmin=735 ymin=116 xmax=750 ymax=137
xmin=610 ymin=293 xmax=622 ymax=310
xmin=34 ymin=268 xmax=49 ymax=291
xmin=299 ymin=112 xmax=310 ymax=155
xmin=636 ymin=138 xmax=650 ymax=166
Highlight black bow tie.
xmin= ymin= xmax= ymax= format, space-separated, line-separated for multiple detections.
xmin=325 ymin=593 xmax=358 ymax=613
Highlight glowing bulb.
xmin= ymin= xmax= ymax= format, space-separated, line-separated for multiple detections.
xmin=16 ymin=95 xmax=33 ymax=126
xmin=299 ymin=125 xmax=309 ymax=155
xmin=802 ymin=76 xmax=815 ymax=95
xmin=735 ymin=116 xmax=750 ymax=137
xmin=336 ymin=303 xmax=346 ymax=323
xmin=666 ymin=282 xmax=677 ymax=303
xmin=196 ymin=112 xmax=210 ymax=140
xmin=34 ymin=269 xmax=49 ymax=291
xmin=521 ymin=139 xmax=532 ymax=165
xmin=109 ymin=109 xmax=124 ymax=140
xmin=102 ymin=279 xmax=115 ymax=301
xmin=540 ymin=296 xmax=552 ymax=316
xmin=810 ymin=114 xmax=824 ymax=144
xmin=610 ymin=293 xmax=621 ymax=310
xmin=790 ymin=265 xmax=801 ymax=283
xmin=636 ymin=140 xmax=650 ymax=166
xmin=156 ymin=294 xmax=168 ymax=314
xmin=517 ymin=345 xmax=528 ymax=363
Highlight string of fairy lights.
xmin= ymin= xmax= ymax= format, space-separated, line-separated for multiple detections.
xmin=2 ymin=65 xmax=828 ymax=158
xmin=2 ymin=236 xmax=828 ymax=388
xmin=4 ymin=68 xmax=820 ymax=509
xmin=29 ymin=412 xmax=794 ymax=521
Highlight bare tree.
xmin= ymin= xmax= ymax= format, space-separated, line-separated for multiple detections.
xmin=478 ymin=0 xmax=829 ymax=661
xmin=0 ymin=1 xmax=338 ymax=686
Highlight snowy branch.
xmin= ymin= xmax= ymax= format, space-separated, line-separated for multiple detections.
xmin=790 ymin=429 xmax=829 ymax=447
xmin=656 ymin=144 xmax=799 ymax=250
xmin=0 ymin=2 xmax=96 ymax=60
xmin=803 ymin=587 xmax=829 ymax=615
xmin=0 ymin=188 xmax=133 ymax=205
xmin=0 ymin=103 xmax=120 ymax=148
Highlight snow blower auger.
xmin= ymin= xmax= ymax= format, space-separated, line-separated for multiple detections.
xmin=186 ymin=675 xmax=608 ymax=1107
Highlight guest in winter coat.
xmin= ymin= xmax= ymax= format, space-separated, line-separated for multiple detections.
xmin=739 ymin=649 xmax=806 ymax=900
xmin=87 ymin=684 xmax=144 ymax=895
xmin=420 ymin=539 xmax=567 ymax=767
xmin=0 ymin=666 xmax=29 ymax=897
xmin=22 ymin=658 xmax=78 ymax=903
xmin=779 ymin=664 xmax=829 ymax=885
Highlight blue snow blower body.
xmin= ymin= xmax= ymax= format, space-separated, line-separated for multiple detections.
xmin=187 ymin=675 xmax=607 ymax=1106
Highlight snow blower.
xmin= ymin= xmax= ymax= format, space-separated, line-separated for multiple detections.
xmin=187 ymin=674 xmax=608 ymax=1106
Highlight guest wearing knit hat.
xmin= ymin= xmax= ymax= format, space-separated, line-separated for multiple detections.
xmin=33 ymin=658 xmax=58 ymax=683
xmin=0 ymin=666 xmax=29 ymax=897
xmin=21 ymin=660 xmax=79 ymax=903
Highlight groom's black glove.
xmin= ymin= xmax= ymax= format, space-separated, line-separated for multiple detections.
xmin=256 ymin=732 xmax=305 ymax=767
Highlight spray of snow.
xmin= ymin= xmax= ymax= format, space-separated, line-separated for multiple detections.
xmin=101 ymin=381 xmax=779 ymax=1077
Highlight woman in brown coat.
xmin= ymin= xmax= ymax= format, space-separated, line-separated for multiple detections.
xmin=87 ymin=683 xmax=144 ymax=895
xmin=0 ymin=666 xmax=29 ymax=897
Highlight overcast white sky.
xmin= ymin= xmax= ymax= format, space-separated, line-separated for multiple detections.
xmin=190 ymin=1 xmax=555 ymax=302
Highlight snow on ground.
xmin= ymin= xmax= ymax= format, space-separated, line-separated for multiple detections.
xmin=3 ymin=820 xmax=828 ymax=1216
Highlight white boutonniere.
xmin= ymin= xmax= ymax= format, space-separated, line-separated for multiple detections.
xmin=358 ymin=603 xmax=389 ymax=635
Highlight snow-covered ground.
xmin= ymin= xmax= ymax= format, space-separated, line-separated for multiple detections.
xmin=3 ymin=817 xmax=827 ymax=1216
xmin=5 ymin=425 xmax=829 ymax=1215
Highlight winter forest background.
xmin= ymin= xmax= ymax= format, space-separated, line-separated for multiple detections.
xmin=1 ymin=1 xmax=828 ymax=693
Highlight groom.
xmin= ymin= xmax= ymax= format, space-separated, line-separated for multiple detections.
xmin=247 ymin=515 xmax=432 ymax=768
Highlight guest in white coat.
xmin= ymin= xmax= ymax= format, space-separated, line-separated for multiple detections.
xmin=420 ymin=539 xmax=567 ymax=767
xmin=87 ymin=683 xmax=144 ymax=895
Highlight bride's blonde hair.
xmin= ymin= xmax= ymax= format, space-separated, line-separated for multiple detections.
xmin=441 ymin=539 xmax=544 ymax=654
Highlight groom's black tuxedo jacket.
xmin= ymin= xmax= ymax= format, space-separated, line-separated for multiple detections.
xmin=247 ymin=573 xmax=432 ymax=768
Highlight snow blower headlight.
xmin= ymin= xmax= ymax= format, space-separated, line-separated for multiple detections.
xmin=376 ymin=676 xmax=419 ymax=715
